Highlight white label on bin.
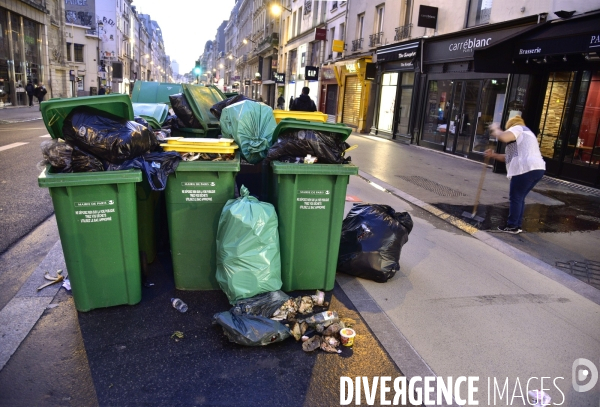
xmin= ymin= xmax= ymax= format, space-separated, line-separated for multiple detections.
xmin=181 ymin=182 xmax=217 ymax=202
xmin=74 ymin=200 xmax=115 ymax=223
xmin=297 ymin=190 xmax=330 ymax=210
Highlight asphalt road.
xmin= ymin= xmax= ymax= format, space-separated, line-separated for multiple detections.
xmin=0 ymin=120 xmax=54 ymax=254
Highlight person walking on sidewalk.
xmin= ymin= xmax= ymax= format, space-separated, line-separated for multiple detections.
xmin=290 ymin=86 xmax=317 ymax=112
xmin=34 ymin=84 xmax=47 ymax=107
xmin=25 ymin=81 xmax=35 ymax=107
xmin=485 ymin=116 xmax=546 ymax=234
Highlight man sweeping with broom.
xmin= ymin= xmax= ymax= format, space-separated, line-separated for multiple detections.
xmin=484 ymin=116 xmax=546 ymax=234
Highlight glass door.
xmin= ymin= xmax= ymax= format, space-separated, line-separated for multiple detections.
xmin=395 ymin=72 xmax=414 ymax=136
xmin=446 ymin=80 xmax=480 ymax=156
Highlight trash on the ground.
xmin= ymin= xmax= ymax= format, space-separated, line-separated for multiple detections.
xmin=62 ymin=277 xmax=71 ymax=291
xmin=340 ymin=328 xmax=356 ymax=347
xmin=320 ymin=336 xmax=342 ymax=353
xmin=171 ymin=298 xmax=188 ymax=313
xmin=338 ymin=204 xmax=413 ymax=282
xmin=216 ymin=185 xmax=281 ymax=304
xmin=169 ymin=93 xmax=202 ymax=128
xmin=219 ymin=100 xmax=276 ymax=164
xmin=62 ymin=107 xmax=159 ymax=164
xmin=322 ymin=323 xmax=342 ymax=336
xmin=213 ymin=311 xmax=291 ymax=346
xmin=271 ymin=291 xmax=329 ymax=321
xmin=298 ymin=310 xmax=339 ymax=328
xmin=528 ymin=389 xmax=551 ymax=407
xmin=231 ymin=290 xmax=290 ymax=318
xmin=302 ymin=334 xmax=322 ymax=352
xmin=339 ymin=317 xmax=356 ymax=328
xmin=170 ymin=331 xmax=184 ymax=341
xmin=37 ymin=269 xmax=64 ymax=291
xmin=267 ymin=129 xmax=351 ymax=164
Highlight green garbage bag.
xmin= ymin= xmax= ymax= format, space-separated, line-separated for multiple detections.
xmin=220 ymin=100 xmax=276 ymax=164
xmin=216 ymin=185 xmax=282 ymax=304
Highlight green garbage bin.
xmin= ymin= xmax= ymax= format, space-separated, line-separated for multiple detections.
xmin=131 ymin=81 xmax=183 ymax=106
xmin=269 ymin=119 xmax=358 ymax=291
xmin=39 ymin=167 xmax=143 ymax=312
xmin=165 ymin=153 xmax=240 ymax=290
xmin=40 ymin=94 xmax=160 ymax=272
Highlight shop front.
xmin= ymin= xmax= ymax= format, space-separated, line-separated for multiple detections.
xmin=473 ymin=11 xmax=600 ymax=186
xmin=336 ymin=57 xmax=372 ymax=132
xmin=370 ymin=40 xmax=421 ymax=142
xmin=418 ymin=15 xmax=543 ymax=160
xmin=0 ymin=6 xmax=45 ymax=107
xmin=319 ymin=66 xmax=338 ymax=117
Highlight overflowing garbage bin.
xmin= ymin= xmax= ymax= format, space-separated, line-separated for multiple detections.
xmin=268 ymin=119 xmax=358 ymax=291
xmin=130 ymin=80 xmax=183 ymax=106
xmin=38 ymin=94 xmax=146 ymax=312
xmin=164 ymin=138 xmax=240 ymax=290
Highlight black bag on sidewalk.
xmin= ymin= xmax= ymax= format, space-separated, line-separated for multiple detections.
xmin=337 ymin=204 xmax=413 ymax=283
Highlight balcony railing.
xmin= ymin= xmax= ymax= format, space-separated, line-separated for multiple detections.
xmin=351 ymin=38 xmax=363 ymax=52
xmin=369 ymin=32 xmax=383 ymax=47
xmin=394 ymin=24 xmax=412 ymax=41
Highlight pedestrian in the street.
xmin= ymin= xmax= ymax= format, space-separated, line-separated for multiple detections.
xmin=98 ymin=86 xmax=106 ymax=95
xmin=290 ymin=87 xmax=317 ymax=112
xmin=25 ymin=81 xmax=35 ymax=107
xmin=485 ymin=116 xmax=546 ymax=234
xmin=34 ymin=84 xmax=47 ymax=107
xmin=289 ymin=95 xmax=294 ymax=111
xmin=277 ymin=94 xmax=285 ymax=110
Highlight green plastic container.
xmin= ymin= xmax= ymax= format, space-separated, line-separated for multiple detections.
xmin=165 ymin=153 xmax=240 ymax=290
xmin=181 ymin=84 xmax=224 ymax=137
xmin=170 ymin=127 xmax=207 ymax=138
xmin=268 ymin=120 xmax=357 ymax=291
xmin=40 ymin=94 xmax=159 ymax=290
xmin=38 ymin=167 xmax=143 ymax=312
xmin=131 ymin=81 xmax=183 ymax=106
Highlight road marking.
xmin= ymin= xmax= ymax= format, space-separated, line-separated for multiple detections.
xmin=39 ymin=135 xmax=51 ymax=138
xmin=0 ymin=142 xmax=29 ymax=152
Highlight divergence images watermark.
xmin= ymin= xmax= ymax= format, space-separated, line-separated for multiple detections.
xmin=339 ymin=358 xmax=599 ymax=406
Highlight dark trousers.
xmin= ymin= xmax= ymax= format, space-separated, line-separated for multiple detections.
xmin=27 ymin=94 xmax=34 ymax=106
xmin=507 ymin=169 xmax=545 ymax=228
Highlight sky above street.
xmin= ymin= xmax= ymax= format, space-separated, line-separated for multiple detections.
xmin=133 ymin=0 xmax=236 ymax=74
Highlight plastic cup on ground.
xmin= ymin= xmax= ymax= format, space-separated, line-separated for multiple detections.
xmin=340 ymin=328 xmax=356 ymax=347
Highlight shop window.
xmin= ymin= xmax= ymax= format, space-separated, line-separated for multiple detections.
xmin=422 ymin=80 xmax=454 ymax=145
xmin=538 ymin=72 xmax=576 ymax=161
xmin=77 ymin=76 xmax=84 ymax=91
xmin=397 ymin=72 xmax=415 ymax=136
xmin=377 ymin=72 xmax=398 ymax=133
xmin=472 ymin=78 xmax=507 ymax=153
xmin=66 ymin=42 xmax=72 ymax=61
xmin=467 ymin=0 xmax=492 ymax=27
xmin=563 ymin=71 xmax=600 ymax=168
xmin=74 ymin=44 xmax=84 ymax=63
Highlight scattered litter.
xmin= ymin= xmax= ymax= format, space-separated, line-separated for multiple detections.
xmin=340 ymin=328 xmax=356 ymax=347
xmin=62 ymin=278 xmax=71 ymax=291
xmin=171 ymin=331 xmax=184 ymax=341
xmin=271 ymin=291 xmax=329 ymax=321
xmin=302 ymin=335 xmax=322 ymax=352
xmin=213 ymin=311 xmax=291 ymax=346
xmin=232 ymin=291 xmax=290 ymax=318
xmin=37 ymin=269 xmax=64 ymax=291
xmin=171 ymin=298 xmax=188 ymax=313
xmin=320 ymin=337 xmax=342 ymax=353
xmin=304 ymin=154 xmax=317 ymax=164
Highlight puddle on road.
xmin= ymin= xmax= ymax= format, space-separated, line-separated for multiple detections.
xmin=434 ymin=190 xmax=600 ymax=233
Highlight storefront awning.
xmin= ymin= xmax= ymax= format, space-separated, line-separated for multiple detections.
xmin=473 ymin=11 xmax=600 ymax=73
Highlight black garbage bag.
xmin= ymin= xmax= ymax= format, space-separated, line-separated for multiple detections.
xmin=106 ymin=151 xmax=182 ymax=191
xmin=39 ymin=139 xmax=104 ymax=173
xmin=134 ymin=116 xmax=149 ymax=128
xmin=210 ymin=94 xmax=252 ymax=120
xmin=213 ymin=311 xmax=291 ymax=346
xmin=337 ymin=204 xmax=413 ymax=283
xmin=266 ymin=129 xmax=351 ymax=164
xmin=169 ymin=93 xmax=202 ymax=128
xmin=231 ymin=290 xmax=290 ymax=318
xmin=62 ymin=107 xmax=158 ymax=164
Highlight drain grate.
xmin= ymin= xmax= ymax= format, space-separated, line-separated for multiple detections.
xmin=555 ymin=260 xmax=600 ymax=289
xmin=540 ymin=176 xmax=600 ymax=197
xmin=397 ymin=176 xmax=467 ymax=197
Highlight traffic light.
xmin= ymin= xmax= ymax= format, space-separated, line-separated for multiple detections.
xmin=193 ymin=60 xmax=201 ymax=76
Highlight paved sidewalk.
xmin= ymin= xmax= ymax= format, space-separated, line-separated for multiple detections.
xmin=0 ymin=104 xmax=43 ymax=124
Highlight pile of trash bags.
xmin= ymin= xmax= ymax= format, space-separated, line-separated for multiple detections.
xmin=338 ymin=204 xmax=413 ymax=282
xmin=267 ymin=128 xmax=352 ymax=165
xmin=40 ymin=106 xmax=181 ymax=191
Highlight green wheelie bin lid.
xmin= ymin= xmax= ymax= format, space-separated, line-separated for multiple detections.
xmin=181 ymin=84 xmax=223 ymax=135
xmin=41 ymin=94 xmax=134 ymax=139
xmin=132 ymin=103 xmax=169 ymax=126
xmin=131 ymin=81 xmax=183 ymax=106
